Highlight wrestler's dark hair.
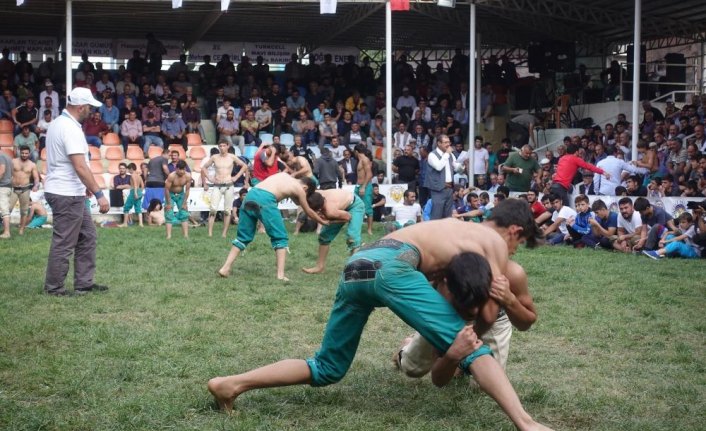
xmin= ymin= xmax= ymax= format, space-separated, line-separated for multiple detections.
xmin=299 ymin=176 xmax=317 ymax=197
xmin=176 ymin=160 xmax=187 ymax=170
xmin=445 ymin=252 xmax=491 ymax=311
xmin=487 ymin=198 xmax=542 ymax=249
xmin=306 ymin=192 xmax=325 ymax=212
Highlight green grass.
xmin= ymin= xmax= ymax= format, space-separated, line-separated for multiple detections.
xmin=1 ymin=223 xmax=705 ymax=430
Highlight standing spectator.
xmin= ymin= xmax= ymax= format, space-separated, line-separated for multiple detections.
xmin=426 ymin=134 xmax=460 ymax=220
xmin=43 ymin=87 xmax=109 ymax=296
xmin=471 ymin=136 xmax=489 ymax=178
xmin=142 ymin=147 xmax=170 ymax=211
xmin=550 ymin=144 xmax=609 ymax=206
xmin=392 ymin=144 xmax=419 ymax=191
xmin=502 ymin=145 xmax=541 ymax=192
xmin=315 ymin=148 xmax=343 ymax=190
xmin=593 ymin=145 xmax=643 ymax=195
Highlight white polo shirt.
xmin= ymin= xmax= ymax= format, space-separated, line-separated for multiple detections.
xmin=44 ymin=110 xmax=89 ymax=196
xmin=618 ymin=210 xmax=642 ymax=234
xmin=393 ymin=202 xmax=422 ymax=224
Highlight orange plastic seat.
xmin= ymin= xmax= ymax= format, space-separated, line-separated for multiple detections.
xmin=0 ymin=134 xmax=13 ymax=147
xmin=186 ymin=133 xmax=202 ymax=146
xmin=126 ymin=146 xmax=143 ymax=160
xmin=189 ymin=146 xmax=207 ymax=160
xmin=108 ymin=160 xmax=125 ymax=174
xmin=0 ymin=119 xmax=13 ymax=134
xmin=90 ymin=159 xmax=104 ymax=174
xmin=191 ymin=161 xmax=202 ymax=173
xmin=373 ymin=146 xmax=384 ymax=160
xmin=105 ymin=146 xmax=124 ymax=160
xmin=168 ymin=145 xmax=186 ymax=160
xmin=88 ymin=146 xmax=101 ymax=160
xmin=148 ymin=146 xmax=164 ymax=159
xmin=102 ymin=132 xmax=121 ymax=146
xmin=93 ymin=174 xmax=106 ymax=189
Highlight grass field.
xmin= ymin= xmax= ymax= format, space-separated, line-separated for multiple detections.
xmin=1 ymin=222 xmax=705 ymax=431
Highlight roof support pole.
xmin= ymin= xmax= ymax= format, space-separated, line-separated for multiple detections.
xmin=385 ymin=0 xmax=392 ymax=182
xmin=66 ymin=0 xmax=73 ymax=92
xmin=631 ymin=0 xmax=641 ymax=161
xmin=468 ymin=2 xmax=476 ymax=186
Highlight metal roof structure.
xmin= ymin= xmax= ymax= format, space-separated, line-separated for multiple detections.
xmin=2 ymin=0 xmax=704 ymax=56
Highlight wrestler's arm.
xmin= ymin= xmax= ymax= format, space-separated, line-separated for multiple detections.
xmin=492 ymin=261 xmax=537 ymax=331
xmin=473 ymin=240 xmax=508 ymax=336
xmin=431 ymin=325 xmax=483 ymax=387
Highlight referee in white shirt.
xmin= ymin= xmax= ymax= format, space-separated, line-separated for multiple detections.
xmin=43 ymin=88 xmax=110 ymax=296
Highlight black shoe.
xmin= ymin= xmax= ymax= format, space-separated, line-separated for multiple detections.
xmin=46 ymin=290 xmax=69 ymax=296
xmin=75 ymin=284 xmax=109 ymax=294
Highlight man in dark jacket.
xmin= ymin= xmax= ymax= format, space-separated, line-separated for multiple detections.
xmin=314 ymin=148 xmax=343 ymax=189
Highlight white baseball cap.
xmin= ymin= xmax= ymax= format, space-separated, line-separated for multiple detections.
xmin=67 ymin=87 xmax=102 ymax=107
xmin=540 ymin=158 xmax=550 ymax=165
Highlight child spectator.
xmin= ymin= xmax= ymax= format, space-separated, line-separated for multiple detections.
xmin=26 ymin=192 xmax=48 ymax=229
xmin=231 ymin=188 xmax=248 ymax=225
xmin=121 ymin=163 xmax=144 ymax=227
xmin=643 ymin=213 xmax=702 ymax=259
xmin=146 ymin=198 xmax=164 ymax=226
xmin=566 ymin=194 xmax=594 ymax=248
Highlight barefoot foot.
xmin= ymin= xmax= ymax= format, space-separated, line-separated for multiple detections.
xmin=207 ymin=377 xmax=237 ymax=413
xmin=302 ymin=266 xmax=324 ymax=274
xmin=217 ymin=268 xmax=229 ymax=278
xmin=0 ymin=232 xmax=10 ymax=239
xmin=277 ymin=276 xmax=290 ymax=282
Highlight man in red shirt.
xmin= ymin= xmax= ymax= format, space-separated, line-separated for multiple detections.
xmin=251 ymin=141 xmax=282 ymax=186
xmin=550 ymin=144 xmax=610 ymax=205
xmin=82 ymin=111 xmax=109 ymax=148
xmin=524 ymin=189 xmax=551 ymax=225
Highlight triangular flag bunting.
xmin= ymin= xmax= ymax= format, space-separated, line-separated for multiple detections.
xmin=320 ymin=0 xmax=337 ymax=14
xmin=390 ymin=0 xmax=409 ymax=11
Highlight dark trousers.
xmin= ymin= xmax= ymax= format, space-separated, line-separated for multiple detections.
xmin=549 ymin=182 xmax=571 ymax=206
xmin=319 ymin=181 xmax=337 ymax=190
xmin=430 ymin=187 xmax=453 ymax=220
xmin=44 ymin=193 xmax=97 ymax=293
xmin=419 ymin=186 xmax=430 ymax=207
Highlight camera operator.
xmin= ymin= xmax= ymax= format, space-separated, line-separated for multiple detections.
xmin=689 ymin=200 xmax=706 ymax=257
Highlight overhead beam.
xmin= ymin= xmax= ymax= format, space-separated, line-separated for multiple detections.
xmin=183 ymin=4 xmax=225 ymax=49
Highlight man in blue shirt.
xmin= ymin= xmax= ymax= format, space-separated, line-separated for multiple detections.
xmin=585 ymin=199 xmax=618 ymax=249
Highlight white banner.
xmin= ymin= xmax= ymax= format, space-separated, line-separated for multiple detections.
xmin=188 ymin=41 xmax=243 ymax=63
xmin=309 ymin=46 xmax=360 ymax=65
xmin=242 ymin=42 xmax=298 ymax=65
xmin=0 ymin=36 xmax=57 ymax=58
xmin=114 ymin=39 xmax=183 ymax=60
xmin=73 ymin=38 xmax=113 ymax=58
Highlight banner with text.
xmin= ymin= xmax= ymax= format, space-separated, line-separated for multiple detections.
xmin=0 ymin=36 xmax=56 ymax=59
xmin=309 ymin=46 xmax=360 ymax=65
xmin=188 ymin=41 xmax=243 ymax=63
xmin=242 ymin=42 xmax=298 ymax=65
xmin=73 ymin=38 xmax=113 ymax=58
xmin=114 ymin=39 xmax=183 ymax=60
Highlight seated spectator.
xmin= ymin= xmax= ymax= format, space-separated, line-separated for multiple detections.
xmin=146 ymin=199 xmax=165 ymax=226
xmin=583 ymin=198 xmax=619 ymax=250
xmin=83 ymin=111 xmax=109 ymax=148
xmin=0 ymin=89 xmax=18 ymax=120
xmin=339 ymin=149 xmax=357 ymax=185
xmin=389 ymin=189 xmax=421 ymax=231
xmin=255 ymin=100 xmax=273 ymax=134
xmin=162 ymin=111 xmax=187 ymax=151
xmin=318 ymin=111 xmax=338 ymax=149
xmin=453 ymin=192 xmax=484 ymax=222
xmin=11 ymin=97 xmax=38 ymax=135
xmin=286 ymin=88 xmax=305 ymax=113
xmin=524 ymin=189 xmax=551 ymax=225
xmin=352 ymin=103 xmax=371 ymax=134
xmin=541 ymin=193 xmax=577 ymax=245
xmin=643 ymin=212 xmax=702 ymax=260
xmin=14 ymin=126 xmax=39 ymax=161
xmin=167 ymin=149 xmax=191 ymax=173
xmin=142 ymin=112 xmax=164 ymax=155
xmin=42 ymin=96 xmax=59 ymax=119
xmin=565 ymin=194 xmax=595 ymax=248
xmin=342 ymin=121 xmax=367 ymax=148
xmin=240 ymin=110 xmax=260 ymax=146
xmin=35 ymin=109 xmax=52 ymax=151
xmin=120 ymin=110 xmax=143 ymax=152
xmin=371 ymin=184 xmax=387 ymax=222
xmin=633 ymin=197 xmax=677 ymax=250
xmin=614 ymin=197 xmax=646 ymax=252
xmin=578 ymin=172 xmax=595 ymax=195
xmin=625 ymin=174 xmax=647 ymax=196
xmin=181 ymin=98 xmax=206 ymax=143
xmin=99 ymin=97 xmax=120 ymax=133
xmin=292 ymin=110 xmax=317 ymax=147
xmin=216 ymin=97 xmax=235 ymax=123
xmin=329 ymin=137 xmax=346 ymax=162
xmin=218 ymin=109 xmax=244 ymax=153
xmin=26 ymin=192 xmax=48 ymax=229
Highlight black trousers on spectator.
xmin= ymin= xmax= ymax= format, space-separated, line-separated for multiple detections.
xmin=430 ymin=187 xmax=453 ymax=220
xmin=319 ymin=181 xmax=337 ymax=190
xmin=419 ymin=186 xmax=430 ymax=207
xmin=549 ymin=182 xmax=571 ymax=206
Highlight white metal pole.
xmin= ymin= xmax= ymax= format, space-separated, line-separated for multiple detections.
xmin=631 ymin=0 xmax=641 ymax=161
xmin=66 ymin=0 xmax=73 ymax=92
xmin=468 ymin=2 xmax=476 ymax=186
xmin=385 ymin=1 xmax=393 ymax=182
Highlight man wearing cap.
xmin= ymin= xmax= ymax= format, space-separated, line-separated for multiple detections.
xmin=395 ymin=87 xmax=416 ymax=119
xmin=43 ymin=87 xmax=110 ymax=296
xmin=39 ymin=81 xmax=59 ymax=114
xmin=502 ymin=145 xmax=541 ymax=193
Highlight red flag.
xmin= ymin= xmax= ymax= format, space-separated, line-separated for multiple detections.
xmin=390 ymin=0 xmax=409 ymax=11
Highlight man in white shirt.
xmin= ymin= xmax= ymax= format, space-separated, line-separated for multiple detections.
xmin=390 ymin=189 xmax=422 ymax=230
xmin=43 ymin=87 xmax=110 ymax=296
xmin=426 ymin=134 xmax=462 ymax=219
xmin=614 ymin=197 xmax=646 ymax=252
xmin=395 ymin=87 xmax=416 ymax=118
xmin=393 ymin=122 xmax=412 ymax=152
xmin=472 ymin=136 xmax=489 ymax=177
xmin=39 ymin=81 xmax=60 ymax=114
xmin=594 ymin=146 xmax=645 ymax=195
xmin=541 ymin=193 xmax=577 ymax=245
xmin=329 ymin=137 xmax=346 ymax=162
